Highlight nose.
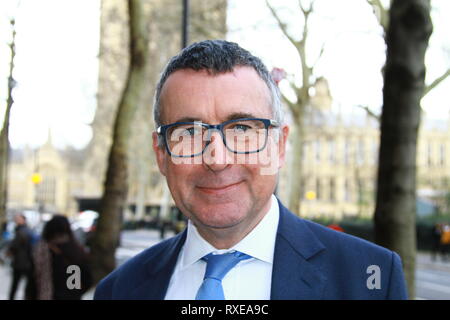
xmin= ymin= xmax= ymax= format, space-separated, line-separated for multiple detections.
xmin=202 ymin=130 xmax=232 ymax=172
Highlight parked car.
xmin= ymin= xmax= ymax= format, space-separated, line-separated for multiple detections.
xmin=71 ymin=210 xmax=99 ymax=246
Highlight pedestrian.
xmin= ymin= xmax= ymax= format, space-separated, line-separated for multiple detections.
xmin=6 ymin=213 xmax=36 ymax=300
xmin=431 ymin=223 xmax=443 ymax=261
xmin=34 ymin=215 xmax=92 ymax=300
xmin=94 ymin=40 xmax=407 ymax=300
xmin=440 ymin=223 xmax=450 ymax=262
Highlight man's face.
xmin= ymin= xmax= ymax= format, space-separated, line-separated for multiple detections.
xmin=153 ymin=66 xmax=288 ymax=236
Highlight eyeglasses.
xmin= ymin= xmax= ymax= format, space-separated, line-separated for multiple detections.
xmin=157 ymin=118 xmax=279 ymax=158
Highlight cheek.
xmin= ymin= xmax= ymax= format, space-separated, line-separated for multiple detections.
xmin=165 ymin=163 xmax=196 ymax=194
xmin=234 ymin=141 xmax=280 ymax=176
xmin=244 ymin=163 xmax=277 ymax=193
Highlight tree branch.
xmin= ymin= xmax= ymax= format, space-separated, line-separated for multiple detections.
xmin=366 ymin=0 xmax=389 ymax=34
xmin=265 ymin=0 xmax=317 ymax=89
xmin=312 ymin=41 xmax=326 ymax=70
xmin=265 ymin=0 xmax=300 ymax=49
xmin=298 ymin=0 xmax=313 ymax=17
xmin=298 ymin=0 xmax=313 ymax=46
xmin=357 ymin=105 xmax=380 ymax=122
xmin=423 ymin=68 xmax=450 ymax=97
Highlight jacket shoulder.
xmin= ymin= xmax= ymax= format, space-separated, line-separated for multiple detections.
xmin=278 ymin=201 xmax=392 ymax=259
xmin=303 ymin=219 xmax=407 ymax=299
xmin=94 ymin=234 xmax=184 ymax=300
xmin=277 ymin=202 xmax=408 ymax=299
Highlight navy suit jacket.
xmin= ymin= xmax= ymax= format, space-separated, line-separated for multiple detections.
xmin=94 ymin=199 xmax=408 ymax=300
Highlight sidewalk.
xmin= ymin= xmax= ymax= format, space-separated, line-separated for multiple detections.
xmin=0 ymin=262 xmax=19 ymax=300
xmin=416 ymin=251 xmax=450 ymax=273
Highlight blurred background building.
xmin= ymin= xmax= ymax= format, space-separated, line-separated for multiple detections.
xmin=4 ymin=0 xmax=450 ymax=223
xmin=7 ymin=77 xmax=450 ymax=221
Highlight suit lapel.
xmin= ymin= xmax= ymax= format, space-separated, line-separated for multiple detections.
xmin=271 ymin=200 xmax=327 ymax=300
xmin=128 ymin=229 xmax=187 ymax=300
xmin=123 ymin=199 xmax=327 ymax=299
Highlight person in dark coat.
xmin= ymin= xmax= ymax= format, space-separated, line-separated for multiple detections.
xmin=431 ymin=223 xmax=443 ymax=261
xmin=34 ymin=215 xmax=92 ymax=300
xmin=7 ymin=213 xmax=36 ymax=300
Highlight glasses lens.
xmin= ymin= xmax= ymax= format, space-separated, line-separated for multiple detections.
xmin=224 ymin=119 xmax=267 ymax=153
xmin=166 ymin=123 xmax=205 ymax=157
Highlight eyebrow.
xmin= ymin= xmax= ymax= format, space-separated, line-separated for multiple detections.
xmin=225 ymin=112 xmax=258 ymax=121
xmin=172 ymin=112 xmax=259 ymax=125
xmin=172 ymin=117 xmax=201 ymax=123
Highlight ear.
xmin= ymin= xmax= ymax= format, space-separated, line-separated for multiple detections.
xmin=152 ymin=132 xmax=167 ymax=176
xmin=277 ymin=125 xmax=289 ymax=169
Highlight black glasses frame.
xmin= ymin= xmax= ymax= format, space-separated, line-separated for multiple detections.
xmin=157 ymin=117 xmax=279 ymax=158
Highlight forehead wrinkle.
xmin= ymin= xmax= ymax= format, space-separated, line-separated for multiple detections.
xmin=159 ymin=71 xmax=215 ymax=124
xmin=209 ymin=69 xmax=272 ymax=122
xmin=160 ymin=67 xmax=273 ymax=125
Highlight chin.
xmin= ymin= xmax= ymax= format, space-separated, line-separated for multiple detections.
xmin=188 ymin=201 xmax=247 ymax=229
xmin=196 ymin=215 xmax=245 ymax=230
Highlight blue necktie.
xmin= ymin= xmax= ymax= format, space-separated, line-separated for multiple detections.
xmin=195 ymin=251 xmax=252 ymax=300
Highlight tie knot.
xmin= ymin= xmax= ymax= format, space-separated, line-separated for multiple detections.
xmin=202 ymin=251 xmax=251 ymax=281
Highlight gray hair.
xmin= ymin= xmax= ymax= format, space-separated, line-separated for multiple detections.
xmin=153 ymin=40 xmax=284 ymax=129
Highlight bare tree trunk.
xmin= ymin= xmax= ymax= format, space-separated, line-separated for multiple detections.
xmin=365 ymin=0 xmax=450 ymax=117
xmin=90 ymin=0 xmax=149 ymax=284
xmin=374 ymin=0 xmax=432 ymax=299
xmin=0 ymin=18 xmax=16 ymax=230
xmin=288 ymin=117 xmax=305 ymax=215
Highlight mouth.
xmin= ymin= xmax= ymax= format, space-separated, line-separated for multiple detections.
xmin=196 ymin=181 xmax=243 ymax=195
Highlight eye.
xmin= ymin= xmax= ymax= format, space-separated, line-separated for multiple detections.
xmin=182 ymin=127 xmax=201 ymax=136
xmin=232 ymin=124 xmax=251 ymax=133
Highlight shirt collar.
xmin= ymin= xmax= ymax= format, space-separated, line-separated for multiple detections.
xmin=181 ymin=194 xmax=280 ymax=268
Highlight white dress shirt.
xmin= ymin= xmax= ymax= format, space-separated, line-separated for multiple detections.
xmin=164 ymin=194 xmax=280 ymax=300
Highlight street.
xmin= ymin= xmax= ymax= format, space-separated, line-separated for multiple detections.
xmin=1 ymin=229 xmax=450 ymax=300
xmin=415 ymin=254 xmax=450 ymax=300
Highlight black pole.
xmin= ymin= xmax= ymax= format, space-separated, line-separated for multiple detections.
xmin=182 ymin=0 xmax=189 ymax=49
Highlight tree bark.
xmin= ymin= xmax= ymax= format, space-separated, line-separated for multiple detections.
xmin=365 ymin=1 xmax=449 ymax=119
xmin=90 ymin=0 xmax=149 ymax=284
xmin=374 ymin=0 xmax=432 ymax=299
xmin=0 ymin=18 xmax=16 ymax=230
xmin=288 ymin=115 xmax=305 ymax=215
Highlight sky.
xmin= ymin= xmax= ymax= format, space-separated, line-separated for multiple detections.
xmin=0 ymin=0 xmax=100 ymax=149
xmin=0 ymin=0 xmax=449 ymax=149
